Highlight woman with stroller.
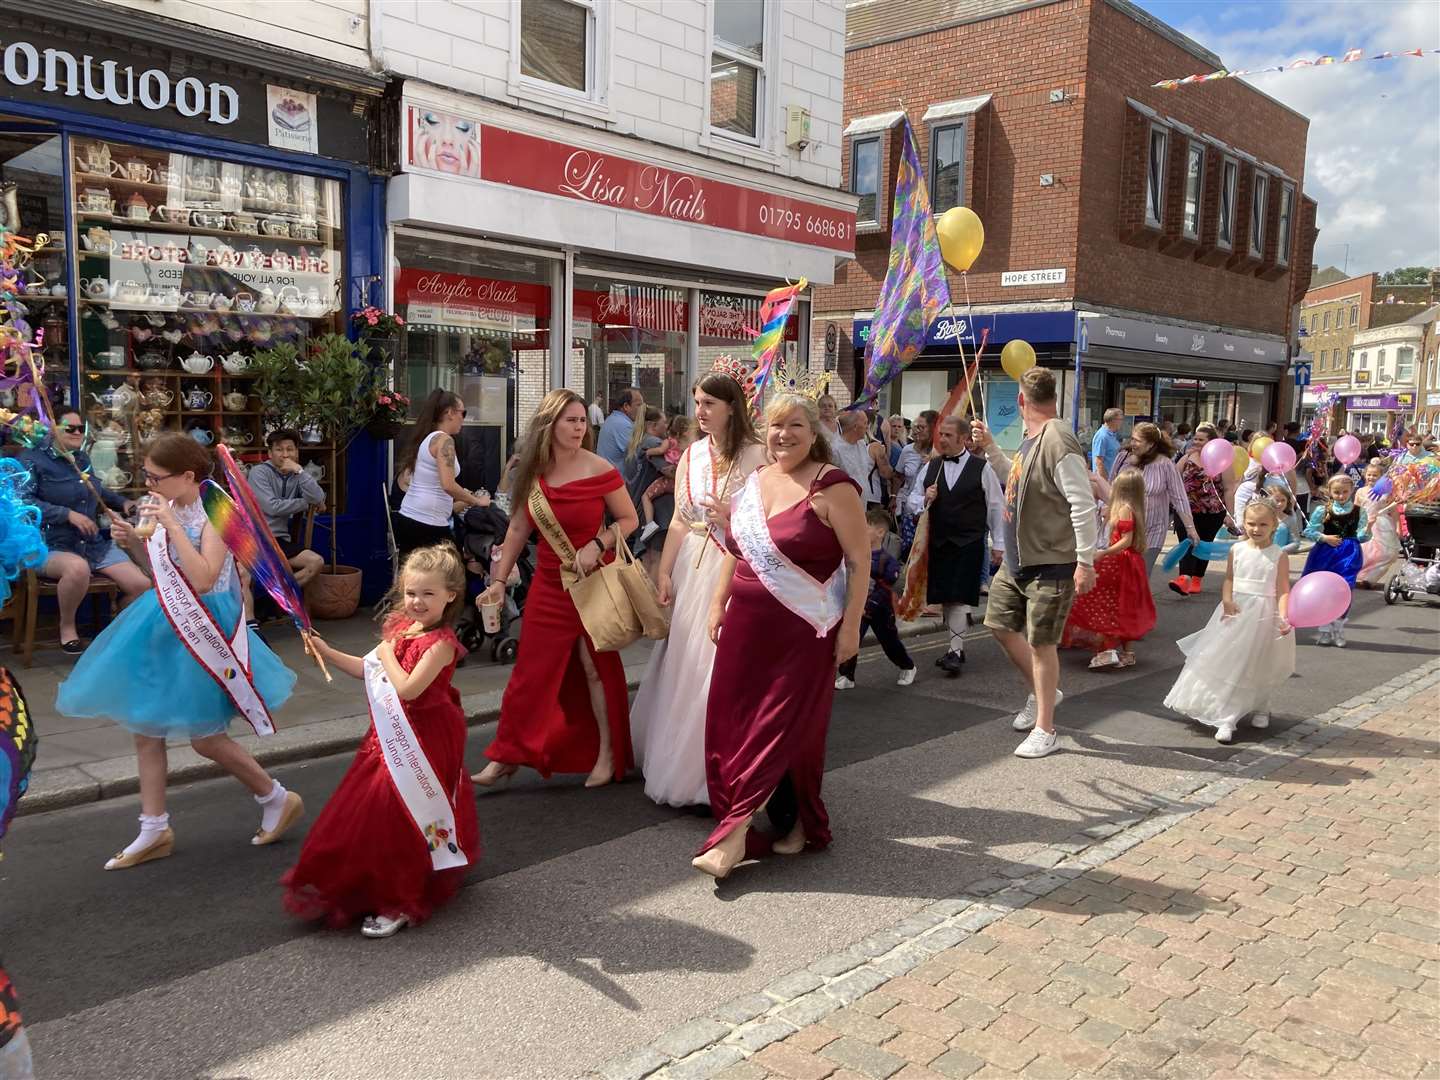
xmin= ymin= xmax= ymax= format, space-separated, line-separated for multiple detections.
xmin=393 ymin=389 xmax=490 ymax=558
xmin=630 ymin=372 xmax=765 ymax=808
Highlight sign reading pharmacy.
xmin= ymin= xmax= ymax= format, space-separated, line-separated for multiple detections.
xmin=1081 ymin=315 xmax=1286 ymax=365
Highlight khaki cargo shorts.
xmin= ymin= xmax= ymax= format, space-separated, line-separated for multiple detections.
xmin=983 ymin=564 xmax=1077 ymax=647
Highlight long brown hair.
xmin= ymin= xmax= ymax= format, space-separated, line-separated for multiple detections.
xmin=145 ymin=432 xmax=213 ymax=483
xmin=398 ymin=388 xmax=463 ymax=478
xmin=1128 ymin=421 xmax=1173 ymax=466
xmin=764 ymin=394 xmax=832 ymax=465
xmin=694 ymin=370 xmax=758 ymax=460
xmin=512 ymin=388 xmax=592 ymax=506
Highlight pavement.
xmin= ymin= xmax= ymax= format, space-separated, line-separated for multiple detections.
xmin=4 ymin=575 xmax=1437 ymax=1079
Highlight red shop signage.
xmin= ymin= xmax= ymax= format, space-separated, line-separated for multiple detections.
xmin=480 ymin=127 xmax=855 ymax=254
xmin=395 ymin=268 xmax=548 ymax=315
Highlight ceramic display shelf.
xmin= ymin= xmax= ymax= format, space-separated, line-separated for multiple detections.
xmin=71 ymin=170 xmax=330 ymax=220
xmin=74 ymin=211 xmax=333 ymax=246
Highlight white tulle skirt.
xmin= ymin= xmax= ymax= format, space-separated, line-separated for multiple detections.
xmin=630 ymin=530 xmax=724 ymax=807
xmin=1163 ymin=593 xmax=1296 ymax=727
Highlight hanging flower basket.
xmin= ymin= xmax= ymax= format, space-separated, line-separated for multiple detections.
xmin=365 ymin=417 xmax=406 ymax=441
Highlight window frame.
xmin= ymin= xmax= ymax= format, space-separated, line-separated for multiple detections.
xmin=1397 ymin=346 xmax=1415 ymax=383
xmin=1182 ymin=140 xmax=1204 ymax=241
xmin=850 ymin=135 xmax=881 ymax=226
xmin=1249 ymin=170 xmax=1269 ymax=258
xmin=1276 ymin=182 xmax=1294 ymax=267
xmin=508 ymin=0 xmax=613 ymax=119
xmin=1217 ymin=156 xmax=1238 ymax=250
xmin=929 ymin=121 xmax=967 ymax=216
xmin=706 ymin=0 xmax=775 ymax=148
xmin=1323 ymin=310 xmax=1330 ymax=331
xmin=1145 ymin=123 xmax=1169 ymax=229
xmin=1350 ymin=305 xmax=1358 ymax=327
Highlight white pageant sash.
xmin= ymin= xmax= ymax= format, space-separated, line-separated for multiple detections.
xmin=364 ymin=649 xmax=467 ymax=871
xmin=148 ymin=526 xmax=275 ymax=737
xmin=729 ymin=473 xmax=847 ymax=638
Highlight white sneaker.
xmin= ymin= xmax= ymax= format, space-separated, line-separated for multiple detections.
xmin=1014 ymin=728 xmax=1059 ymax=758
xmin=1315 ymin=630 xmax=1333 ymax=646
xmin=1012 ymin=688 xmax=1064 ymax=731
xmin=361 ymin=914 xmax=410 ymax=939
xmin=896 ymin=667 xmax=916 ymax=686
xmin=638 ymin=521 xmax=660 ymax=543
xmin=1333 ymin=629 xmax=1347 ymax=648
xmin=1215 ymin=723 xmax=1237 ymax=744
xmin=834 ymin=675 xmax=855 ymax=690
xmin=1249 ymin=712 xmax=1270 ymax=729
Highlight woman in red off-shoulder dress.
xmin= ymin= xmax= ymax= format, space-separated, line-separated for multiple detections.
xmin=472 ymin=389 xmax=639 ymax=789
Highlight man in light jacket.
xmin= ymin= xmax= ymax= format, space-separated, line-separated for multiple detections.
xmin=249 ymin=428 xmax=327 ymax=587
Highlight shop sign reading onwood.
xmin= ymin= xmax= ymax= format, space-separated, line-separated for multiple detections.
xmin=403 ymin=110 xmax=854 ymax=254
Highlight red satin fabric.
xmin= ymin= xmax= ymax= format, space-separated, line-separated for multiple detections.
xmin=700 ymin=468 xmax=859 ymax=855
xmin=483 ymin=470 xmax=634 ymax=778
xmin=282 ymin=626 xmax=480 ymax=927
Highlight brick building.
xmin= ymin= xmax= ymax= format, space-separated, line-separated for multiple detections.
xmin=814 ymin=0 xmax=1318 ymax=449
xmin=1418 ymin=307 xmax=1440 ymax=438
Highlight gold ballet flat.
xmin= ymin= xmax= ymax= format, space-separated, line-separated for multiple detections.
xmin=251 ymin=791 xmax=305 ymax=846
xmin=104 ymin=828 xmax=175 ymax=871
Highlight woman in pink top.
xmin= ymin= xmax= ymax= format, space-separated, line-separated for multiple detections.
xmin=1111 ymin=422 xmax=1199 ymax=576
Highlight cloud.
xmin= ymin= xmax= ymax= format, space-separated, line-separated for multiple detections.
xmin=1161 ymin=0 xmax=1440 ymax=276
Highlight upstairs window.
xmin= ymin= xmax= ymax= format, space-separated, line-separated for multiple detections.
xmin=520 ymin=0 xmax=593 ymax=93
xmin=1145 ymin=125 xmax=1168 ymax=227
xmin=1217 ymin=157 xmax=1238 ymax=249
xmin=1182 ymin=142 xmax=1204 ymax=240
xmin=1350 ymin=305 xmax=1358 ymax=327
xmin=852 ymin=137 xmax=880 ymax=225
xmin=1277 ymin=183 xmax=1295 ymax=267
xmin=1249 ymin=171 xmax=1269 ymax=258
xmin=1398 ymin=347 xmax=1415 ymax=382
xmin=930 ymin=123 xmax=966 ymax=215
xmin=711 ymin=0 xmax=765 ymax=141
xmin=1323 ymin=310 xmax=1330 ymax=330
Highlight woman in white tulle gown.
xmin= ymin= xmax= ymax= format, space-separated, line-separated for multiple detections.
xmin=630 ymin=371 xmax=766 ymax=806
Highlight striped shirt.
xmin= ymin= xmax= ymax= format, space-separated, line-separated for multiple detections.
xmin=1112 ymin=450 xmax=1196 ymax=550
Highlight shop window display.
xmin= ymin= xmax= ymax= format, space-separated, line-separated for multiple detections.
xmin=574 ymin=275 xmax=687 ymax=416
xmin=697 ymin=289 xmax=801 ymax=388
xmin=70 ymin=136 xmax=344 ymax=501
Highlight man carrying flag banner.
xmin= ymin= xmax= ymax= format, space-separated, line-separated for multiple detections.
xmin=850 ymin=119 xmax=950 ymax=412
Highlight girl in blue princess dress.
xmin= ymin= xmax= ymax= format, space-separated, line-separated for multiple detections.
xmin=57 ymin=435 xmax=303 ymax=870
xmin=1301 ymin=472 xmax=1368 ymax=648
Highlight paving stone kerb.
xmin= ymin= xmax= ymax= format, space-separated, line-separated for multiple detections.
xmin=593 ymin=658 xmax=1440 ymax=1080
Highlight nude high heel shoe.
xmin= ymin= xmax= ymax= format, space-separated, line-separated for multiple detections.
xmin=471 ymin=762 xmax=517 ymax=787
xmin=692 ymin=820 xmax=750 ymax=880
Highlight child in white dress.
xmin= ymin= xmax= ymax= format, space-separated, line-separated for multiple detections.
xmin=1164 ymin=497 xmax=1295 ymax=744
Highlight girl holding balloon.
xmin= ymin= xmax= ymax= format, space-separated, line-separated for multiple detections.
xmin=1300 ymin=473 xmax=1369 ymax=647
xmin=1163 ymin=497 xmax=1294 ymax=745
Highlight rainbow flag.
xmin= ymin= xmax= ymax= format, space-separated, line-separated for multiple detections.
xmin=749 ymin=280 xmax=807 ymax=396
xmin=851 ymin=119 xmax=950 ymax=411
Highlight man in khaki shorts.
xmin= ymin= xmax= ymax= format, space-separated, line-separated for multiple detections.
xmin=971 ymin=368 xmax=1098 ymax=758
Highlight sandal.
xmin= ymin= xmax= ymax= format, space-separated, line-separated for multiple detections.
xmin=1089 ymin=649 xmax=1121 ymax=669
xmin=1117 ymin=652 xmax=1137 ymax=668
xmin=61 ymin=639 xmax=86 ymax=656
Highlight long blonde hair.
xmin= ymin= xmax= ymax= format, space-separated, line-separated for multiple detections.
xmin=765 ymin=393 xmax=832 ymax=465
xmin=512 ymin=388 xmax=593 ymax=506
xmin=1108 ymin=468 xmax=1148 ymax=545
xmin=379 ymin=544 xmax=467 ymax=631
xmin=625 ymin=406 xmax=662 ymax=464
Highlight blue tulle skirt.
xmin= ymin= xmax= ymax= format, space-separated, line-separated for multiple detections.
xmin=56 ymin=589 xmax=296 ymax=739
xmin=1302 ymin=537 xmax=1364 ymax=587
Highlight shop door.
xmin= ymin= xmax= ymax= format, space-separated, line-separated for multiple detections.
xmin=0 ymin=124 xmax=72 ymax=413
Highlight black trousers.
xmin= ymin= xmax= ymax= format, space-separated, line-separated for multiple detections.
xmin=1177 ymin=510 xmax=1225 ymax=577
xmin=838 ymin=610 xmax=915 ymax=679
xmin=393 ymin=513 xmax=457 ymax=560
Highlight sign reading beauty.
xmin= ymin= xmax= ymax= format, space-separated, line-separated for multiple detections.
xmin=478 ymin=126 xmax=855 ymax=254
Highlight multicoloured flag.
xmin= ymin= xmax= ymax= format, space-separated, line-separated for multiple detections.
xmin=1154 ymin=47 xmax=1437 ymax=88
xmin=851 ymin=119 xmax=950 ymax=411
xmin=749 ymin=280 xmax=807 ymax=397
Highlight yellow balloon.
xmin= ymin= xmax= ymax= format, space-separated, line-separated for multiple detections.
xmin=1250 ymin=436 xmax=1273 ymax=459
xmin=936 ymin=206 xmax=984 ymax=272
xmin=1232 ymin=448 xmax=1250 ymax=480
xmin=1000 ymin=339 xmax=1037 ymax=381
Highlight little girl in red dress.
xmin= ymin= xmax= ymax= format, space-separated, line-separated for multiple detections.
xmin=1064 ymin=469 xmax=1157 ymax=669
xmin=283 ymin=545 xmax=479 ymax=939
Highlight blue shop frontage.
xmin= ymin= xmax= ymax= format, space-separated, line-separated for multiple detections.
xmin=0 ymin=8 xmax=395 ymax=599
xmin=848 ymin=308 xmax=1288 ymax=451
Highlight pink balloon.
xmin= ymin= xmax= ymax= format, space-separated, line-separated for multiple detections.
xmin=1334 ymin=434 xmax=1362 ymax=466
xmin=1200 ymin=437 xmax=1235 ymax=477
xmin=1287 ymin=571 xmax=1351 ymax=628
xmin=1261 ymin=441 xmax=1297 ymax=474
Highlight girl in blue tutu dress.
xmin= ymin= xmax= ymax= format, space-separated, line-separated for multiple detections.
xmin=1300 ymin=472 xmax=1368 ymax=648
xmin=57 ymin=434 xmax=302 ymax=870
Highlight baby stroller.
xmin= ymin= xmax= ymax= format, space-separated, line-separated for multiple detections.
xmin=1383 ymin=502 xmax=1440 ymax=606
xmin=454 ymin=503 xmax=535 ymax=664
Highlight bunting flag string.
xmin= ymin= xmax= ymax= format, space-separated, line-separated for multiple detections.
xmin=1154 ymin=47 xmax=1437 ymax=89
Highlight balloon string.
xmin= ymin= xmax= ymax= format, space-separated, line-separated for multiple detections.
xmin=961 ymin=271 xmax=986 ymax=423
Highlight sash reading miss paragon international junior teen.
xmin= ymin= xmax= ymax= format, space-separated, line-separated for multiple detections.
xmin=363 ymin=649 xmax=467 ymax=871
xmin=148 ymin=526 xmax=275 ymax=737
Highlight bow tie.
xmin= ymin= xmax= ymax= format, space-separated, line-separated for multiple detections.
xmin=942 ymin=455 xmax=964 ymax=464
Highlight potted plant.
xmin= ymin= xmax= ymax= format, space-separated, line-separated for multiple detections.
xmin=365 ymin=389 xmax=410 ymax=441
xmin=252 ymin=334 xmax=382 ymax=620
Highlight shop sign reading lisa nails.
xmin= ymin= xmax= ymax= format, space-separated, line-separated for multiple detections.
xmin=0 ymin=38 xmax=238 ymax=123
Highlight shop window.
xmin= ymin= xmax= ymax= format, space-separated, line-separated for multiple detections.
xmin=519 ymin=0 xmax=593 ymax=93
xmin=574 ymin=274 xmax=689 ymax=419
xmin=930 ymin=122 xmax=966 ymax=215
xmin=393 ymin=234 xmax=556 ymax=468
xmin=71 ymin=136 xmax=344 ymax=503
xmin=1145 ymin=125 xmax=1168 ymax=228
xmin=1234 ymin=382 xmax=1269 ymax=431
xmin=1277 ymin=183 xmax=1294 ymax=267
xmin=1182 ymin=142 xmax=1204 ymax=241
xmin=699 ymin=289 xmax=800 ymax=385
xmin=851 ymin=137 xmax=880 ymax=225
xmin=1248 ymin=171 xmax=1268 ymax=258
xmin=1217 ymin=157 xmax=1238 ymax=250
xmin=710 ymin=0 xmax=766 ymax=142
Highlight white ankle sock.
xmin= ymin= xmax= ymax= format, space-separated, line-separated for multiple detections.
xmin=122 ymin=812 xmax=170 ymax=857
xmin=256 ymin=781 xmax=289 ymax=832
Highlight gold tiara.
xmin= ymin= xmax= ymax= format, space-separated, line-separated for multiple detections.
xmin=768 ymin=358 xmax=832 ymax=403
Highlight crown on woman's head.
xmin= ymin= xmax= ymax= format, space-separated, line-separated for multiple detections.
xmin=710 ymin=355 xmax=759 ymax=407
xmin=768 ymin=358 xmax=831 ymax=402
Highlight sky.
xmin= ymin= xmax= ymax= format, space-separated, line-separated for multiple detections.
xmin=1131 ymin=0 xmax=1440 ymax=279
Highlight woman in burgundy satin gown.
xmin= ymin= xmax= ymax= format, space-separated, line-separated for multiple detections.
xmin=473 ymin=389 xmax=639 ymax=788
xmin=696 ymin=393 xmax=871 ymax=879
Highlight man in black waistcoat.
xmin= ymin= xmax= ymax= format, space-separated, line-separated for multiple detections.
xmin=923 ymin=416 xmax=1005 ymax=676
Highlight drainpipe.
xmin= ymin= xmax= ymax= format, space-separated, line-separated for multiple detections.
xmin=368 ymin=0 xmax=388 ymax=73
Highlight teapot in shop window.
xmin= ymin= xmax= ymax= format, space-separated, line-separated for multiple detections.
xmin=221 ymin=352 xmax=250 ymax=374
xmin=124 ymin=192 xmax=155 ymax=222
xmin=180 ymin=352 xmax=214 ymax=375
xmin=183 ymin=387 xmax=213 ymax=411
xmin=115 ymin=159 xmax=153 ymax=184
xmin=302 ymin=461 xmax=326 ymax=483
xmin=79 ymin=142 xmax=112 ymax=176
xmin=81 ymin=227 xmax=115 ymax=253
xmin=255 ymin=287 xmax=279 ymax=315
xmin=223 ymin=391 xmax=249 ymax=411
xmin=78 ymin=188 xmax=115 ymax=214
